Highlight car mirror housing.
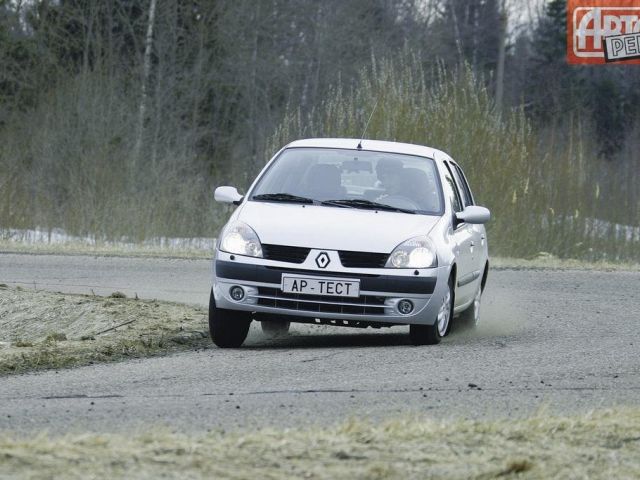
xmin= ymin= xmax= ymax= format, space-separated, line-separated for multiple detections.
xmin=456 ymin=205 xmax=490 ymax=224
xmin=215 ymin=186 xmax=243 ymax=205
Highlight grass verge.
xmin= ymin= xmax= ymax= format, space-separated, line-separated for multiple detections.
xmin=0 ymin=239 xmax=212 ymax=259
xmin=0 ymin=286 xmax=208 ymax=376
xmin=1 ymin=408 xmax=639 ymax=479
xmin=490 ymin=254 xmax=640 ymax=271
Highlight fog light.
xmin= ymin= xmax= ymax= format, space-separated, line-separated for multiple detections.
xmin=230 ymin=286 xmax=245 ymax=301
xmin=397 ymin=299 xmax=414 ymax=315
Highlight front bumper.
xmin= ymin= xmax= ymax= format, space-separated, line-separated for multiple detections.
xmin=212 ymin=252 xmax=450 ymax=326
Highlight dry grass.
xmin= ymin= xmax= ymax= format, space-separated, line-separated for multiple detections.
xmin=3 ymin=54 xmax=639 ymax=263
xmin=1 ymin=408 xmax=639 ymax=479
xmin=271 ymin=56 xmax=640 ymax=262
xmin=0 ymin=238 xmax=212 ymax=259
xmin=491 ymin=254 xmax=640 ymax=271
xmin=0 ymin=286 xmax=208 ymax=376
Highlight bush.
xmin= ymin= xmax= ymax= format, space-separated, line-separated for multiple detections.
xmin=0 ymin=70 xmax=224 ymax=240
xmin=269 ymin=53 xmax=639 ymax=261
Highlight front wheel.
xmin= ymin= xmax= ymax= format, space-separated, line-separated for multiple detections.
xmin=409 ymin=276 xmax=454 ymax=345
xmin=209 ymin=289 xmax=251 ymax=348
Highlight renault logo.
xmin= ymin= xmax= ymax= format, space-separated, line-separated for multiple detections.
xmin=315 ymin=251 xmax=330 ymax=268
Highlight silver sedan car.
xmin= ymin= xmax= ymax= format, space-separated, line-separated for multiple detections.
xmin=211 ymin=138 xmax=490 ymax=347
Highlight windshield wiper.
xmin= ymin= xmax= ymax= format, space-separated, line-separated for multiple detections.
xmin=322 ymin=199 xmax=415 ymax=214
xmin=252 ymin=193 xmax=315 ymax=204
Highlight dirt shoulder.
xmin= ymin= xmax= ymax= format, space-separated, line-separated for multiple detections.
xmin=1 ymin=408 xmax=638 ymax=479
xmin=0 ymin=286 xmax=208 ymax=376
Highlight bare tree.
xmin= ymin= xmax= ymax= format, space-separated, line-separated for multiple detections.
xmin=133 ymin=0 xmax=156 ymax=164
xmin=495 ymin=0 xmax=508 ymax=112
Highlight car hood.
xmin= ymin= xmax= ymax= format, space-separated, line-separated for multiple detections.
xmin=236 ymin=201 xmax=442 ymax=252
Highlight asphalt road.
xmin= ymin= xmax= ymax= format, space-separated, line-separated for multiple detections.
xmin=1 ymin=253 xmax=639 ymax=434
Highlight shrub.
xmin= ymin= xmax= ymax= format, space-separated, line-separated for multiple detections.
xmin=268 ymin=53 xmax=639 ymax=261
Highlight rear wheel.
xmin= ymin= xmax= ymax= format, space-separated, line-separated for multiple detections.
xmin=409 ymin=276 xmax=454 ymax=345
xmin=208 ymin=289 xmax=251 ymax=348
xmin=458 ymin=283 xmax=482 ymax=329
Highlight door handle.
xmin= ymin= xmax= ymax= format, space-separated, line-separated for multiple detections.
xmin=470 ymin=241 xmax=475 ymax=246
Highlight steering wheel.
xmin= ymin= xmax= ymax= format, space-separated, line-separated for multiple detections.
xmin=379 ymin=195 xmax=420 ymax=211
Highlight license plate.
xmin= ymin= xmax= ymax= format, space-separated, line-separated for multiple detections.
xmin=281 ymin=275 xmax=360 ymax=297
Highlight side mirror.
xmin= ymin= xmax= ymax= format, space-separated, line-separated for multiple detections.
xmin=456 ymin=205 xmax=490 ymax=224
xmin=214 ymin=186 xmax=243 ymax=205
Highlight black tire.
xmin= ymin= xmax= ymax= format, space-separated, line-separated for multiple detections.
xmin=208 ymin=289 xmax=251 ymax=348
xmin=409 ymin=323 xmax=441 ymax=345
xmin=260 ymin=317 xmax=291 ymax=338
xmin=409 ymin=275 xmax=454 ymax=346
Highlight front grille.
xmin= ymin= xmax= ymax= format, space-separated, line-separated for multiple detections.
xmin=262 ymin=244 xmax=310 ymax=264
xmin=339 ymin=250 xmax=389 ymax=268
xmin=265 ymin=266 xmax=380 ymax=278
xmin=261 ymin=244 xmax=388 ymax=268
xmin=255 ymin=287 xmax=387 ymax=315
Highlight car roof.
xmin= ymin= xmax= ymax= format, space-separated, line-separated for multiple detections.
xmin=284 ymin=138 xmax=449 ymax=162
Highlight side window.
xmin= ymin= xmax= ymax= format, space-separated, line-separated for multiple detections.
xmin=452 ymin=163 xmax=474 ymax=206
xmin=443 ymin=162 xmax=463 ymax=213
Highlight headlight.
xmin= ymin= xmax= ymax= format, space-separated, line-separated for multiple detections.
xmin=386 ymin=236 xmax=437 ymax=268
xmin=219 ymin=222 xmax=263 ymax=257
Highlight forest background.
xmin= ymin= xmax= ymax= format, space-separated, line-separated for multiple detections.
xmin=1 ymin=0 xmax=638 ymax=260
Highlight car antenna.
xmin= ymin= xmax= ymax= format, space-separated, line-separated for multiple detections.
xmin=357 ymin=99 xmax=378 ymax=150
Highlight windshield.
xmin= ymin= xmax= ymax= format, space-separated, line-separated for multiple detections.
xmin=250 ymin=147 xmax=444 ymax=215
